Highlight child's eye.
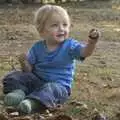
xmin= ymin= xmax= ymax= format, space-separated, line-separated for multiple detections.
xmin=63 ymin=23 xmax=68 ymax=27
xmin=51 ymin=24 xmax=58 ymax=27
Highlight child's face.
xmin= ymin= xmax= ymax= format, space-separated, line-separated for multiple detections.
xmin=41 ymin=13 xmax=70 ymax=43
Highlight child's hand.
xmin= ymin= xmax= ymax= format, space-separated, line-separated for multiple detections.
xmin=88 ymin=29 xmax=100 ymax=44
xmin=17 ymin=53 xmax=32 ymax=72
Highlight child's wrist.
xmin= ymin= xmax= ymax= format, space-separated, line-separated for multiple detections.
xmin=88 ymin=38 xmax=98 ymax=45
xmin=88 ymin=35 xmax=99 ymax=40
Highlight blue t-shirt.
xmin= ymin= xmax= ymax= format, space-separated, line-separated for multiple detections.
xmin=27 ymin=38 xmax=86 ymax=89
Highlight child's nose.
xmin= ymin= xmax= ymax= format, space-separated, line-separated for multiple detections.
xmin=59 ymin=25 xmax=64 ymax=31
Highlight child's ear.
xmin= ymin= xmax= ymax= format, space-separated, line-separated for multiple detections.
xmin=40 ymin=31 xmax=43 ymax=36
xmin=70 ymin=23 xmax=73 ymax=28
xmin=40 ymin=30 xmax=45 ymax=36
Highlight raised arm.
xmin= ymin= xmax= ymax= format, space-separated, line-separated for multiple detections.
xmin=81 ymin=29 xmax=100 ymax=58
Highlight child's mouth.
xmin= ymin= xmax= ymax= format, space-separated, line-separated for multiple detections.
xmin=56 ymin=33 xmax=65 ymax=37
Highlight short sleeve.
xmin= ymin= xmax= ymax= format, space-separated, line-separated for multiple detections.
xmin=26 ymin=46 xmax=36 ymax=65
xmin=69 ymin=39 xmax=86 ymax=61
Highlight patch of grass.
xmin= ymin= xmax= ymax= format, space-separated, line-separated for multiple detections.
xmin=92 ymin=67 xmax=113 ymax=78
xmin=0 ymin=70 xmax=7 ymax=77
xmin=65 ymin=106 xmax=82 ymax=116
xmin=0 ymin=56 xmax=18 ymax=77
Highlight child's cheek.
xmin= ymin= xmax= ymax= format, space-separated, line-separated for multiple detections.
xmin=52 ymin=32 xmax=57 ymax=38
xmin=64 ymin=31 xmax=69 ymax=38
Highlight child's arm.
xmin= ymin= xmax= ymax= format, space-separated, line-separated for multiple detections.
xmin=18 ymin=53 xmax=32 ymax=72
xmin=81 ymin=29 xmax=100 ymax=58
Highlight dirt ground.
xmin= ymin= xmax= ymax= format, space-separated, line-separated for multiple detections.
xmin=0 ymin=1 xmax=120 ymax=120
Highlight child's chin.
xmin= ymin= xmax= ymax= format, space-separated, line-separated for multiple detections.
xmin=55 ymin=36 xmax=67 ymax=42
xmin=56 ymin=39 xmax=65 ymax=43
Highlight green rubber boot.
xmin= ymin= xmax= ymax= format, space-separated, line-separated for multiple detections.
xmin=18 ymin=99 xmax=40 ymax=114
xmin=4 ymin=89 xmax=25 ymax=106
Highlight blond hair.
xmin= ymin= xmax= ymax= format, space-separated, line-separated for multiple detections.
xmin=34 ymin=4 xmax=70 ymax=33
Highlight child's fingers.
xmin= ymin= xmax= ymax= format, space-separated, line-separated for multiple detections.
xmin=89 ymin=29 xmax=100 ymax=39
